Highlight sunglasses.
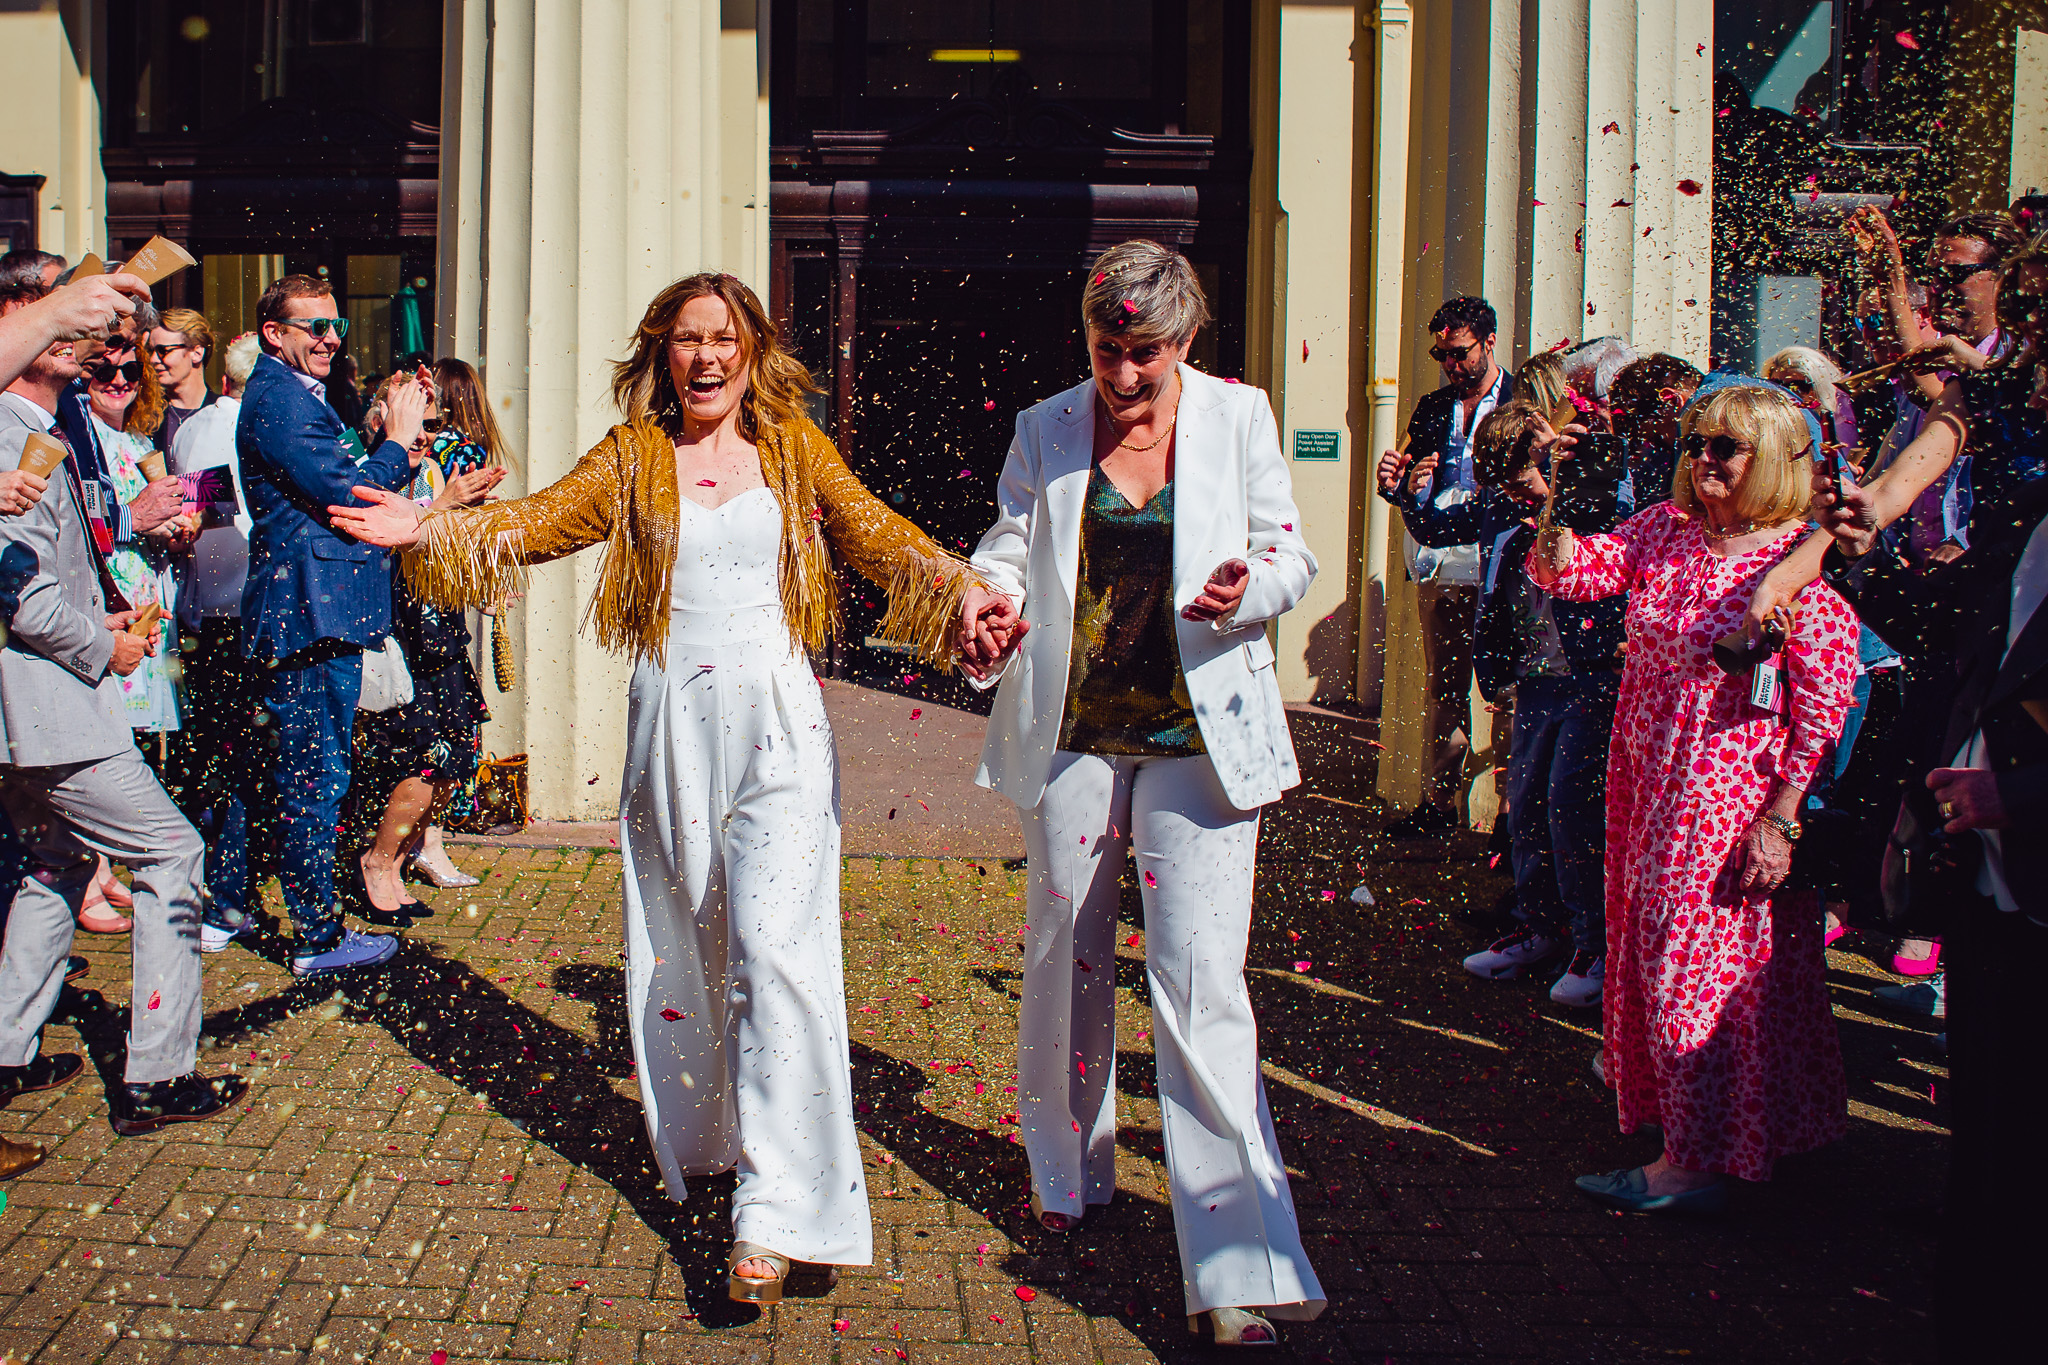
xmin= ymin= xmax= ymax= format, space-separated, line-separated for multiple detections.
xmin=420 ymin=417 xmax=446 ymax=434
xmin=274 ymin=317 xmax=350 ymax=340
xmin=145 ymin=343 xmax=196 ymax=360
xmin=1681 ymin=433 xmax=1757 ymax=464
xmin=89 ymin=360 xmax=144 ymax=384
xmin=1925 ymin=262 xmax=1998 ymax=292
xmin=1430 ymin=339 xmax=1482 ymax=363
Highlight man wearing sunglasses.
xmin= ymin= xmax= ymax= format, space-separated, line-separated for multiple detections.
xmin=1372 ymin=295 xmax=1512 ymax=839
xmin=148 ymin=309 xmax=217 ymax=454
xmin=238 ymin=274 xmax=427 ymax=980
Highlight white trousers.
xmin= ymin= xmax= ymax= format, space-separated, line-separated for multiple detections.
xmin=619 ymin=605 xmax=871 ymax=1265
xmin=1016 ymin=750 xmax=1325 ymax=1319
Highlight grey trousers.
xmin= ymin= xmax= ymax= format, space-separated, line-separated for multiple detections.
xmin=0 ymin=748 xmax=206 ymax=1083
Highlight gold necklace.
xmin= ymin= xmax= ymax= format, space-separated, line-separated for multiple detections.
xmin=1699 ymin=516 xmax=1777 ymax=542
xmin=1105 ymin=380 xmax=1179 ymax=452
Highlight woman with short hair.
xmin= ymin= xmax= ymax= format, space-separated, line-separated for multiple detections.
xmin=1530 ymin=383 xmax=1859 ymax=1212
xmin=961 ymin=240 xmax=1325 ymax=1344
xmin=332 ymin=272 xmax=1003 ymax=1303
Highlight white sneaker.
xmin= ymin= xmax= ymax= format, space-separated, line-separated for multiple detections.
xmin=199 ymin=920 xmax=247 ymax=954
xmin=1461 ymin=926 xmax=1560 ymax=980
xmin=1549 ymin=952 xmax=1605 ymax=1007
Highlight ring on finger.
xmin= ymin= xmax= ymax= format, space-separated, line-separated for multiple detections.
xmin=1939 ymin=800 xmax=1956 ymax=818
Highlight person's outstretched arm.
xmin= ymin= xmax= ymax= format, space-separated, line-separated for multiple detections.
xmin=1746 ymin=378 xmax=1972 ymax=629
xmin=328 ymin=432 xmax=620 ymax=608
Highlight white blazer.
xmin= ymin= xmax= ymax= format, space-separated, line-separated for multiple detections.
xmin=968 ymin=364 xmax=1318 ymax=811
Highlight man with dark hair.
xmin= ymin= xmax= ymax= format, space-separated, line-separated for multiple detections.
xmin=0 ymin=250 xmax=65 ymax=292
xmin=1608 ymin=353 xmax=1704 ymax=505
xmin=1373 ymin=295 xmax=1512 ymax=837
xmin=239 ymin=274 xmax=426 ymax=977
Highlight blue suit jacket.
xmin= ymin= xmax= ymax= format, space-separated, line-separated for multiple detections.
xmin=237 ymin=353 xmax=414 ymax=661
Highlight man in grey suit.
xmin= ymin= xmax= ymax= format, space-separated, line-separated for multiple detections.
xmin=0 ymin=282 xmax=246 ymax=1138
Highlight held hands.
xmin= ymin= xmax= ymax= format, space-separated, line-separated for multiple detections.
xmin=328 ymin=485 xmax=426 ymax=548
xmin=956 ymin=584 xmax=1028 ymax=682
xmin=0 ymin=469 xmax=48 ymax=516
xmin=1927 ymin=767 xmax=2009 ymax=834
xmin=1182 ymin=558 xmax=1250 ymax=623
xmin=432 ymin=464 xmax=508 ymax=511
xmin=104 ymin=610 xmax=155 ymax=677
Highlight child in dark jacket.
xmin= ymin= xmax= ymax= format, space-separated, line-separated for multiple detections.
xmin=1392 ymin=400 xmax=1628 ymax=1005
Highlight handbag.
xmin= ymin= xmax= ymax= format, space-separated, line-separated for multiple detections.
xmin=1875 ymin=785 xmax=1972 ymax=937
xmin=450 ymin=752 xmax=529 ymax=833
xmin=357 ymin=636 xmax=414 ymax=713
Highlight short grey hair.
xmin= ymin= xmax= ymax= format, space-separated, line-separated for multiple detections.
xmin=1563 ymin=336 xmax=1639 ymax=401
xmin=222 ymin=332 xmax=262 ymax=388
xmin=1082 ymin=240 xmax=1211 ymax=346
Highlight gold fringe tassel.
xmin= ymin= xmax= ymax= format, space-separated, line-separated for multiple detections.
xmin=402 ymin=509 xmax=530 ymax=613
xmin=875 ymin=549 xmax=985 ymax=670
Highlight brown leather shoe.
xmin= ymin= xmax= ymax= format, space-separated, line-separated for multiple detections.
xmin=0 ymin=1134 xmax=46 ymax=1179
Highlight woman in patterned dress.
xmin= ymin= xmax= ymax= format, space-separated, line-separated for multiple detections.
xmin=348 ymin=363 xmax=508 ymax=915
xmin=1529 ymin=382 xmax=1859 ymax=1212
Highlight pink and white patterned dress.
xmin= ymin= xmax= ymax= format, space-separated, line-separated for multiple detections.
xmin=1534 ymin=503 xmax=1858 ymax=1181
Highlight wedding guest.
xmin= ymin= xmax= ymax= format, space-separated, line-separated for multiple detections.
xmin=148 ymin=308 xmax=217 ymax=452
xmin=961 ymin=240 xmax=1324 ymax=1344
xmin=330 ymin=272 xmax=1003 ymax=1305
xmin=347 ymin=362 xmax=507 ymax=915
xmin=0 ymin=285 xmax=246 ymax=1139
xmin=238 ymin=275 xmax=424 ymax=978
xmin=1531 ymin=382 xmax=1858 ymax=1212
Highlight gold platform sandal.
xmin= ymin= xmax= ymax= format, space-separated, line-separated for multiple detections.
xmin=728 ymin=1242 xmax=789 ymax=1305
xmin=1188 ymin=1307 xmax=1279 ymax=1346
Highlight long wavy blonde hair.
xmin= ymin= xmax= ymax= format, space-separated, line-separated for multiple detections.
xmin=608 ymin=273 xmax=819 ymax=443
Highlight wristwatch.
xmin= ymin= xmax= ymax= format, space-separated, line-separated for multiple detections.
xmin=1756 ymin=811 xmax=1802 ymax=842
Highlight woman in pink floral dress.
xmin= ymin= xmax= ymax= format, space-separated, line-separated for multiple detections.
xmin=1529 ymin=383 xmax=1859 ymax=1213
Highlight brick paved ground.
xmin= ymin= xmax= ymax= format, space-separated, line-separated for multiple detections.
xmin=0 ymin=835 xmax=1945 ymax=1364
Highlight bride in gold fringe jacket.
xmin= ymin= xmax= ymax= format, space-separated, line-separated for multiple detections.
xmin=333 ymin=272 xmax=1001 ymax=1303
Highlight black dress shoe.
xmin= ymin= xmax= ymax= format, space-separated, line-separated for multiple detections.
xmin=1384 ymin=803 xmax=1459 ymax=839
xmin=63 ymin=956 xmax=88 ymax=984
xmin=0 ymin=1053 xmax=83 ymax=1104
xmin=110 ymin=1072 xmax=248 ymax=1137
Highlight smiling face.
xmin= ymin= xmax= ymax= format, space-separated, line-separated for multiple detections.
xmin=1927 ymin=235 xmax=2002 ymax=339
xmin=665 ymin=294 xmax=751 ymax=435
xmin=1089 ymin=328 xmax=1190 ymax=427
xmin=148 ymin=327 xmax=203 ymax=390
xmin=263 ymin=294 xmax=342 ymax=379
xmin=88 ymin=356 xmax=139 ymax=424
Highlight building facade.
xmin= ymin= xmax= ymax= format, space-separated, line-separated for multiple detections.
xmin=2 ymin=2 xmax=2042 ymax=820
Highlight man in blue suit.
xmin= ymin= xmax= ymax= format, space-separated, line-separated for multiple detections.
xmin=239 ymin=275 xmax=426 ymax=978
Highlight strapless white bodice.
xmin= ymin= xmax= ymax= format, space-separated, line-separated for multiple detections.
xmin=665 ymin=487 xmax=787 ymax=647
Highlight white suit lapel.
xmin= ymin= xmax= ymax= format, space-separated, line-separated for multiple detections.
xmin=1171 ymin=365 xmax=1224 ymax=606
xmin=1043 ymin=383 xmax=1096 ymax=605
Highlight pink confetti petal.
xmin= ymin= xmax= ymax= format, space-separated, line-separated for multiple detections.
xmin=1015 ymin=1285 xmax=1038 ymax=1302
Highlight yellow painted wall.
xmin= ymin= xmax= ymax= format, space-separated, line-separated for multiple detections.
xmin=0 ymin=2 xmax=106 ymax=261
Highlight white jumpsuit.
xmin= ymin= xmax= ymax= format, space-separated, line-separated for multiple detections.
xmin=619 ymin=487 xmax=872 ymax=1265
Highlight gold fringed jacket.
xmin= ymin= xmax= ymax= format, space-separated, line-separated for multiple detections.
xmin=400 ymin=416 xmax=978 ymax=669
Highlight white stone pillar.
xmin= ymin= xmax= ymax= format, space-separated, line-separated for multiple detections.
xmin=439 ymin=0 xmax=769 ymax=820
xmin=1359 ymin=0 xmax=1413 ymax=708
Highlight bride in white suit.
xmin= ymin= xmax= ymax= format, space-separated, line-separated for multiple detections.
xmin=958 ymin=241 xmax=1325 ymax=1345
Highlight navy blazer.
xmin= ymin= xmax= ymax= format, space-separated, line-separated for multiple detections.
xmin=1397 ymin=482 xmax=1628 ymax=702
xmin=237 ymin=353 xmax=414 ymax=661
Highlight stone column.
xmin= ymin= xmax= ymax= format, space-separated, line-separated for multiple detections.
xmin=438 ymin=0 xmax=769 ymax=820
